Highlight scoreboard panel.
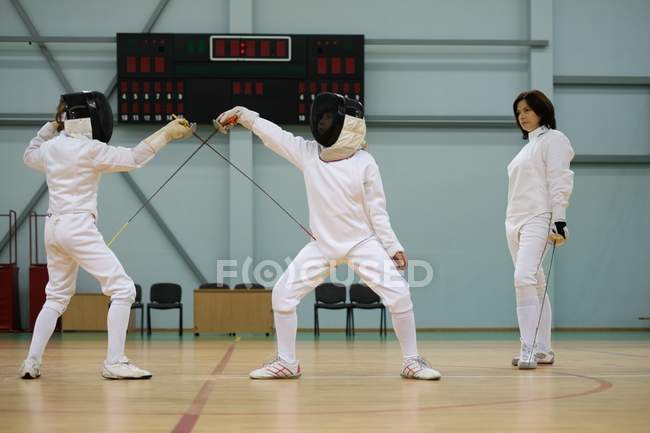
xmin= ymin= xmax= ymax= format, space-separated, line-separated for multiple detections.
xmin=116 ymin=33 xmax=364 ymax=124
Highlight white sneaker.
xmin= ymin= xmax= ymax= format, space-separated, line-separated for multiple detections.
xmin=249 ymin=356 xmax=301 ymax=379
xmin=401 ymin=356 xmax=441 ymax=380
xmin=512 ymin=350 xmax=555 ymax=366
xmin=516 ymin=344 xmax=538 ymax=370
xmin=20 ymin=358 xmax=41 ymax=379
xmin=102 ymin=358 xmax=152 ymax=380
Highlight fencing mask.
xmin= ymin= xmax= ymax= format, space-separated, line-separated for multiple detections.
xmin=310 ymin=92 xmax=366 ymax=161
xmin=61 ymin=91 xmax=113 ymax=142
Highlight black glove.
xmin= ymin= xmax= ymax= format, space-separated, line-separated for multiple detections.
xmin=553 ymin=221 xmax=567 ymax=238
xmin=548 ymin=221 xmax=569 ymax=246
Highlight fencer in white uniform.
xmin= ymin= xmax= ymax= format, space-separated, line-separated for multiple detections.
xmin=506 ymin=90 xmax=574 ymax=369
xmin=20 ymin=91 xmax=192 ymax=379
xmin=214 ymin=93 xmax=440 ymax=380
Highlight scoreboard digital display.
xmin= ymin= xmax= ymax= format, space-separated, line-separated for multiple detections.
xmin=209 ymin=36 xmax=292 ymax=61
xmin=116 ymin=33 xmax=364 ymax=124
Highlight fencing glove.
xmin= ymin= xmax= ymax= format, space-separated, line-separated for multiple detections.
xmin=548 ymin=221 xmax=569 ymax=246
xmin=213 ymin=106 xmax=259 ymax=134
xmin=142 ymin=118 xmax=193 ymax=153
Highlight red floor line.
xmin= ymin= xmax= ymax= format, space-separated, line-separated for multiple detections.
xmin=568 ymin=348 xmax=649 ymax=359
xmin=189 ymin=371 xmax=613 ymax=416
xmin=171 ymin=342 xmax=236 ymax=433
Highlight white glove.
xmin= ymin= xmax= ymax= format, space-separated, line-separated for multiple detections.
xmin=39 ymin=121 xmax=60 ymax=140
xmin=213 ymin=106 xmax=259 ymax=134
xmin=143 ymin=118 xmax=193 ymax=153
xmin=162 ymin=118 xmax=194 ymax=140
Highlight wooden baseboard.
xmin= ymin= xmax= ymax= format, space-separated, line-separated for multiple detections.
xmin=146 ymin=326 xmax=650 ymax=333
xmin=299 ymin=327 xmax=650 ymax=333
xmin=552 ymin=327 xmax=650 ymax=332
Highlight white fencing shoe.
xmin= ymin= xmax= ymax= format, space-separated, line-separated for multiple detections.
xmin=20 ymin=358 xmax=41 ymax=379
xmin=516 ymin=344 xmax=538 ymax=370
xmin=512 ymin=350 xmax=555 ymax=366
xmin=102 ymin=358 xmax=152 ymax=380
xmin=249 ymin=356 xmax=301 ymax=379
xmin=400 ymin=356 xmax=441 ymax=380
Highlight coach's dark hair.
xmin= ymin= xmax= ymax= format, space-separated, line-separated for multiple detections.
xmin=513 ymin=90 xmax=556 ymax=139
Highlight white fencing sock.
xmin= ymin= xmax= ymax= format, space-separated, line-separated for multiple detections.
xmin=391 ymin=309 xmax=419 ymax=359
xmin=27 ymin=306 xmax=60 ymax=362
xmin=515 ymin=285 xmax=541 ymax=346
xmin=536 ymin=287 xmax=553 ymax=352
xmin=274 ymin=311 xmax=298 ymax=364
xmin=107 ymin=301 xmax=131 ymax=364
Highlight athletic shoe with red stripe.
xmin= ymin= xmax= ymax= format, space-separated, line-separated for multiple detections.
xmin=400 ymin=356 xmax=441 ymax=380
xmin=249 ymin=356 xmax=301 ymax=379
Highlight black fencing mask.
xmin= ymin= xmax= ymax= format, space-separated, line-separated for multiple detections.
xmin=61 ymin=91 xmax=113 ymax=142
xmin=310 ymin=92 xmax=364 ymax=147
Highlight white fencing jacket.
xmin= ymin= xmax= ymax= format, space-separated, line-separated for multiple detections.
xmin=506 ymin=126 xmax=575 ymax=229
xmin=252 ymin=117 xmax=404 ymax=260
xmin=24 ymin=122 xmax=161 ymax=217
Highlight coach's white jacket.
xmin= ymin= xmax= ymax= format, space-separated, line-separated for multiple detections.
xmin=252 ymin=117 xmax=403 ymax=260
xmin=506 ymin=125 xmax=575 ymax=229
xmin=24 ymin=122 xmax=163 ymax=217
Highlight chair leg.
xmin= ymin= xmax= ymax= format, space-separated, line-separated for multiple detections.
xmin=384 ymin=308 xmax=387 ymax=336
xmin=346 ymin=308 xmax=352 ymax=337
xmin=345 ymin=308 xmax=350 ymax=336
xmin=147 ymin=306 xmax=151 ymax=336
xmin=179 ymin=305 xmax=183 ymax=336
xmin=350 ymin=308 xmax=355 ymax=336
xmin=314 ymin=306 xmax=319 ymax=336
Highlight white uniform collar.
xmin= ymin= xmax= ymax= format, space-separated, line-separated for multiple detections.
xmin=528 ymin=125 xmax=548 ymax=140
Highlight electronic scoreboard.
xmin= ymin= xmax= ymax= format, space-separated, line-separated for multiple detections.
xmin=116 ymin=33 xmax=364 ymax=124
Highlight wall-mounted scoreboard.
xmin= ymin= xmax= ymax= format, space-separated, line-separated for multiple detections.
xmin=116 ymin=33 xmax=364 ymax=124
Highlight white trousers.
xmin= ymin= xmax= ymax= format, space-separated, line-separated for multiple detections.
xmin=43 ymin=213 xmax=136 ymax=314
xmin=506 ymin=213 xmax=553 ymax=350
xmin=272 ymin=237 xmax=413 ymax=314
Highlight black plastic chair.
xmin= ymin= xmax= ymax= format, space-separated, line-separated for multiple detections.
xmin=199 ymin=282 xmax=230 ymax=289
xmin=234 ymin=283 xmax=265 ymax=289
xmin=349 ymin=283 xmax=387 ymax=336
xmin=314 ymin=283 xmax=352 ymax=336
xmin=132 ymin=284 xmax=144 ymax=335
xmin=147 ymin=283 xmax=183 ymax=336
xmin=108 ymin=283 xmax=145 ymax=336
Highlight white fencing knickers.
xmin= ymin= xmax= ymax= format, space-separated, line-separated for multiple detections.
xmin=506 ymin=212 xmax=553 ymax=351
xmin=43 ymin=212 xmax=136 ymax=314
xmin=272 ymin=237 xmax=413 ymax=315
xmin=271 ymin=237 xmax=416 ymax=362
xmin=27 ymin=212 xmax=136 ymax=364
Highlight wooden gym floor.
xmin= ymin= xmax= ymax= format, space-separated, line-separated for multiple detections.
xmin=1 ymin=331 xmax=649 ymax=433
